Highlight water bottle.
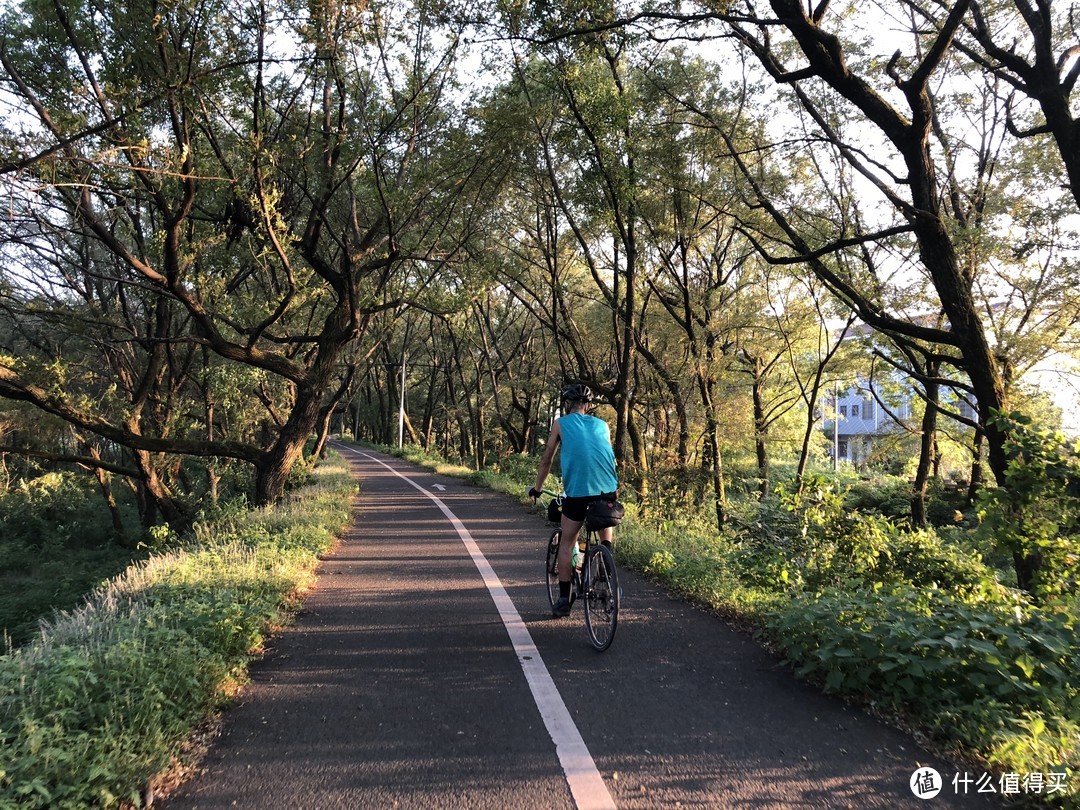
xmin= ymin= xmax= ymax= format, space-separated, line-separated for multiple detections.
xmin=572 ymin=541 xmax=584 ymax=570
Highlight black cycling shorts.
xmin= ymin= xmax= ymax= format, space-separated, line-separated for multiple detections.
xmin=560 ymin=492 xmax=617 ymax=522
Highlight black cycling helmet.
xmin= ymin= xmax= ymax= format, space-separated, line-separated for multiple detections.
xmin=560 ymin=383 xmax=593 ymax=404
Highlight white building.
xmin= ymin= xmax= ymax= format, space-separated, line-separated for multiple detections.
xmin=823 ymin=383 xmax=912 ymax=466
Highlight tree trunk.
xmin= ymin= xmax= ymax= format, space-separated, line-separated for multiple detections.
xmin=89 ymin=450 xmax=128 ymax=546
xmin=312 ymin=406 xmax=334 ymax=461
xmin=420 ymin=359 xmax=441 ymax=452
xmin=911 ymin=371 xmax=940 ymax=528
xmin=966 ymin=431 xmax=984 ymax=507
xmin=796 ymin=380 xmax=825 ymax=494
xmin=708 ymin=423 xmax=727 ymax=529
xmin=751 ymin=357 xmax=770 ymax=499
xmin=627 ymin=402 xmax=648 ymax=503
xmin=133 ymin=448 xmax=185 ymax=528
xmin=697 ymin=376 xmax=727 ymax=530
xmin=1014 ymin=549 xmax=1044 ymax=595
xmin=254 ymin=302 xmax=354 ymax=504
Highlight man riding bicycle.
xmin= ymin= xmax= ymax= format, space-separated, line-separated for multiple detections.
xmin=528 ymin=383 xmax=618 ymax=617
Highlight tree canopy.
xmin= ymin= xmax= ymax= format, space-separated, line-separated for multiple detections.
xmin=2 ymin=0 xmax=1079 ymax=590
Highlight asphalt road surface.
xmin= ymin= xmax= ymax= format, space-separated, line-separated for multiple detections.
xmin=161 ymin=445 xmax=1001 ymax=809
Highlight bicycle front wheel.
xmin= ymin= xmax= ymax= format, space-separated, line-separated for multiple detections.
xmin=545 ymin=529 xmax=561 ymax=609
xmin=583 ymin=542 xmax=619 ymax=651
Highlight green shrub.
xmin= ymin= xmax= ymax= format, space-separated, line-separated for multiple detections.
xmin=0 ymin=470 xmax=150 ymax=646
xmin=485 ymin=452 xmax=540 ymax=484
xmin=924 ymin=478 xmax=974 ymax=527
xmin=877 ymin=529 xmax=1004 ymax=598
xmin=845 ymin=476 xmax=914 ymax=521
xmin=729 ymin=480 xmax=1004 ymax=599
xmin=465 ymin=469 xmax=501 ymax=489
xmin=748 ymin=477 xmax=897 ymax=590
xmin=977 ymin=412 xmax=1080 ymax=600
xmin=765 ymin=587 xmax=1079 ymax=788
xmin=615 ymin=517 xmax=783 ymax=620
xmin=0 ymin=539 xmax=141 ymax=647
xmin=0 ymin=472 xmax=129 ymax=550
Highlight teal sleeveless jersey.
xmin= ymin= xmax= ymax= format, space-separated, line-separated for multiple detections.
xmin=558 ymin=413 xmax=618 ymax=497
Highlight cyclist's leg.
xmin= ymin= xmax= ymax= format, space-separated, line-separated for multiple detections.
xmin=598 ymin=526 xmax=614 ymax=549
xmin=557 ymin=513 xmax=583 ymax=582
xmin=552 ymin=497 xmax=592 ymax=615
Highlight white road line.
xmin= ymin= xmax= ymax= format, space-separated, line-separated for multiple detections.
xmin=334 ymin=444 xmax=617 ymax=810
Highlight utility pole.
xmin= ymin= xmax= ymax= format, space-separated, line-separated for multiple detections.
xmin=833 ymin=381 xmax=840 ymax=471
xmin=354 ymin=391 xmax=361 ymax=441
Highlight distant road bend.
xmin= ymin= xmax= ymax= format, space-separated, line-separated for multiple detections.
xmin=163 ymin=444 xmax=989 ymax=809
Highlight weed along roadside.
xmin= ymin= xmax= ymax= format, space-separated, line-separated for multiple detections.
xmin=0 ymin=454 xmax=356 ymax=809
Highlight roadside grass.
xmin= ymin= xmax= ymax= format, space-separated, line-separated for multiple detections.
xmin=0 ymin=472 xmax=146 ymax=647
xmin=0 ymin=455 xmax=355 ymax=810
xmin=374 ymin=440 xmax=1078 ymax=803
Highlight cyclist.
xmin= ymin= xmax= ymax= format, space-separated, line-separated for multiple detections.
xmin=528 ymin=383 xmax=618 ymax=617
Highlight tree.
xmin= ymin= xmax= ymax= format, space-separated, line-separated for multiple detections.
xmin=959 ymin=0 xmax=1080 ymax=210
xmin=0 ymin=0 xmax=485 ymax=507
xmin=502 ymin=34 xmax=650 ymax=477
xmin=637 ymin=0 xmax=1074 ymax=591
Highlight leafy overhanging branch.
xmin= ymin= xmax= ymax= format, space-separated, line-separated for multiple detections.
xmin=0 ymin=444 xmax=139 ymax=478
xmin=0 ymin=366 xmax=266 ymax=464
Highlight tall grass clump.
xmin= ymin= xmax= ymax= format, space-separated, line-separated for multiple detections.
xmin=0 ymin=453 xmax=355 ymax=809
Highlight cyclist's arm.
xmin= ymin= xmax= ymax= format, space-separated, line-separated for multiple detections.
xmin=531 ymin=420 xmax=562 ymax=501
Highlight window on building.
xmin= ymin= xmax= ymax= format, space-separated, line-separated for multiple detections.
xmin=851 ymin=404 xmax=859 ymax=418
xmin=864 ymin=398 xmax=874 ymax=419
xmin=839 ymin=405 xmax=847 ymax=417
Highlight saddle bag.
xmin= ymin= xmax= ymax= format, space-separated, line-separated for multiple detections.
xmin=585 ymin=498 xmax=625 ymax=530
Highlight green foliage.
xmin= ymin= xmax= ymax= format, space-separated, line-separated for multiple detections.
xmin=977 ymin=412 xmax=1080 ymax=599
xmin=881 ymin=529 xmax=1005 ymax=599
xmin=743 ymin=476 xmax=898 ymax=590
xmin=483 ymin=452 xmax=544 ymax=488
xmin=0 ymin=537 xmax=140 ymax=647
xmin=764 ymin=588 xmax=1079 ymax=789
xmin=0 ymin=454 xmax=355 ymax=808
xmin=0 ymin=472 xmax=144 ymax=647
xmin=580 ymin=502 xmax=787 ymax=622
xmin=0 ymin=472 xmax=127 ymax=549
xmin=728 ymin=483 xmax=1002 ymax=599
xmin=923 ymin=478 xmax=975 ymax=527
xmin=634 ymin=463 xmax=714 ymax=515
xmin=845 ymin=476 xmax=914 ymax=521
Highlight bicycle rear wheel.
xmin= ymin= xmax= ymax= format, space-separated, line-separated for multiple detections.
xmin=583 ymin=542 xmax=619 ymax=650
xmin=545 ymin=530 xmax=561 ymax=609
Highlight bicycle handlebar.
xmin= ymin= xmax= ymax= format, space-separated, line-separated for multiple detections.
xmin=526 ymin=487 xmax=562 ymax=500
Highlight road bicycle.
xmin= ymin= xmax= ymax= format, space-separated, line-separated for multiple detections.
xmin=540 ymin=490 xmax=620 ymax=651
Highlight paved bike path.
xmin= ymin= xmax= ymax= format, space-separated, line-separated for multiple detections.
xmin=162 ymin=445 xmax=993 ymax=808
